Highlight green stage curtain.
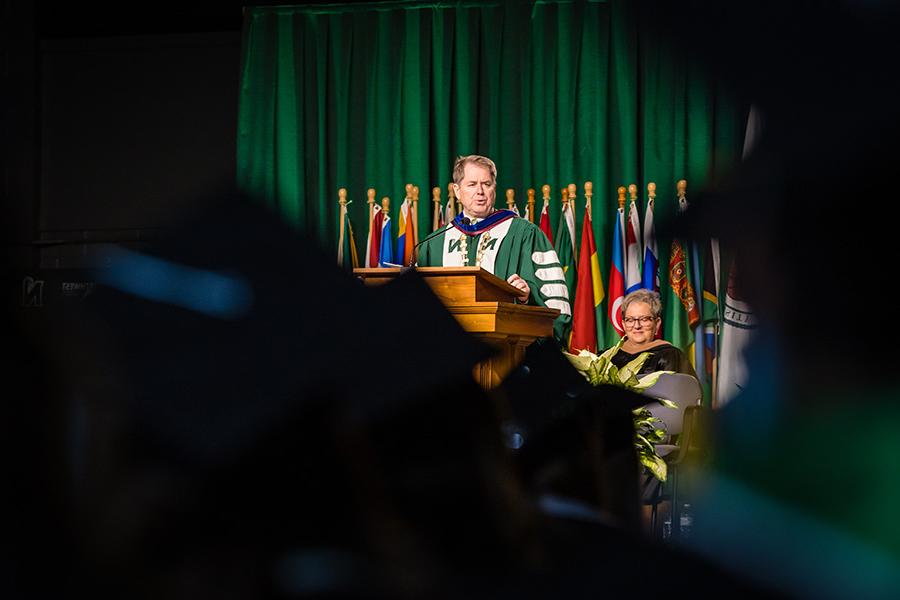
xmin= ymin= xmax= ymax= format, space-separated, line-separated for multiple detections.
xmin=237 ymin=0 xmax=746 ymax=322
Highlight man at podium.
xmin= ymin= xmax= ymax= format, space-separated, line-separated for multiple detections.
xmin=417 ymin=155 xmax=571 ymax=341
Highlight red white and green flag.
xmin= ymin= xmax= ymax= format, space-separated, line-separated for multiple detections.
xmin=570 ymin=205 xmax=605 ymax=352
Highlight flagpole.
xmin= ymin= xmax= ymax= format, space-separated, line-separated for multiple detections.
xmin=411 ymin=185 xmax=420 ymax=245
xmin=506 ymin=188 xmax=516 ymax=212
xmin=337 ymin=188 xmax=347 ymax=266
xmin=404 ymin=184 xmax=413 ymax=244
xmin=432 ymin=186 xmax=440 ymax=231
xmin=529 ymin=188 xmax=537 ymax=223
xmin=364 ymin=188 xmax=377 ymax=267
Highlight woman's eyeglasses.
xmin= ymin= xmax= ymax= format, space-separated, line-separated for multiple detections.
xmin=622 ymin=316 xmax=656 ymax=327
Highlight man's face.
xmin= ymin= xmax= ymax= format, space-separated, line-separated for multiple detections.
xmin=454 ymin=163 xmax=496 ymax=219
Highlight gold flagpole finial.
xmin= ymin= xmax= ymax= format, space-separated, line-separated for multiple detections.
xmin=617 ymin=186 xmax=627 ymax=209
xmin=676 ymin=179 xmax=687 ymax=199
xmin=628 ymin=183 xmax=638 ymax=202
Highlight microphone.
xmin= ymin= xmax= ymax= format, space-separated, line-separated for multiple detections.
xmin=409 ymin=218 xmax=461 ymax=267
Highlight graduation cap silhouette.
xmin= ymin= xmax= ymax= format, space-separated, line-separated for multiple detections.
xmin=84 ymin=192 xmax=494 ymax=468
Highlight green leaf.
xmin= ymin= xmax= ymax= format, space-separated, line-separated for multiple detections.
xmin=618 ymin=352 xmax=651 ymax=386
xmin=635 ymin=433 xmax=654 ymax=449
xmin=631 ymin=369 xmax=676 ymax=391
xmin=640 ymin=454 xmax=668 ymax=482
xmin=563 ymin=350 xmax=596 ymax=374
xmin=656 ymin=397 xmax=679 ymax=409
xmin=598 ymin=336 xmax=625 ymax=363
xmin=648 ymin=428 xmax=666 ymax=442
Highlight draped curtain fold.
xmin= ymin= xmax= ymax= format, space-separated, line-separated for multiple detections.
xmin=237 ymin=0 xmax=745 ymax=275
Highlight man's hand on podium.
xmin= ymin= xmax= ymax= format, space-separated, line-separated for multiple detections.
xmin=506 ymin=273 xmax=530 ymax=303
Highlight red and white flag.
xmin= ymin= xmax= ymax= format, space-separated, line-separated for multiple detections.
xmin=625 ymin=196 xmax=642 ymax=293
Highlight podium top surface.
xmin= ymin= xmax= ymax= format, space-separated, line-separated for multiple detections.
xmin=354 ymin=266 xmax=527 ymax=304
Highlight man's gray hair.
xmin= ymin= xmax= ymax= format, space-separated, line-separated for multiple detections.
xmin=452 ymin=155 xmax=498 ymax=185
xmin=622 ymin=289 xmax=662 ymax=319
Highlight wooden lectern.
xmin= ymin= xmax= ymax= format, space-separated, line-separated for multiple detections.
xmin=353 ymin=266 xmax=560 ymax=389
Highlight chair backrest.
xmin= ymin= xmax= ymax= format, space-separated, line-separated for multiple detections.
xmin=638 ymin=373 xmax=702 ymax=437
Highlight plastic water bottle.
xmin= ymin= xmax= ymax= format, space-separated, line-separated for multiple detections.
xmin=679 ymin=503 xmax=693 ymax=539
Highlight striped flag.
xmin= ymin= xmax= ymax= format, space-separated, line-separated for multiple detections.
xmin=555 ymin=196 xmax=577 ymax=303
xmin=337 ymin=201 xmax=359 ymax=270
xmin=396 ymin=198 xmax=415 ymax=266
xmin=433 ymin=190 xmax=446 ymax=232
xmin=365 ymin=204 xmax=384 ymax=268
xmin=378 ymin=211 xmax=394 ymax=267
xmin=607 ymin=203 xmax=626 ymax=342
xmin=641 ymin=191 xmax=659 ymax=292
xmin=570 ymin=204 xmax=605 ymax=352
xmin=700 ymin=239 xmax=721 ymax=405
xmin=690 ymin=239 xmax=706 ymax=391
xmin=642 ymin=188 xmax=662 ymax=339
xmin=625 ymin=195 xmax=642 ymax=294
xmin=444 ymin=189 xmax=456 ymax=225
xmin=539 ymin=196 xmax=553 ymax=246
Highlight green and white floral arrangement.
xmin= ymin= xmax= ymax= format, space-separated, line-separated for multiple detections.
xmin=563 ymin=337 xmax=677 ymax=482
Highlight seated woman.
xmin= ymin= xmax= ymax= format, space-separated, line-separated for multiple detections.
xmin=610 ymin=289 xmax=696 ymax=536
xmin=609 ymin=289 xmax=696 ymax=378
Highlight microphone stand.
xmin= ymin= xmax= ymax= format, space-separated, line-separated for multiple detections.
xmin=409 ymin=219 xmax=467 ymax=267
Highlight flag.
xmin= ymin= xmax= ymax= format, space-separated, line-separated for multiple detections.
xmin=433 ymin=192 xmax=445 ymax=232
xmin=700 ymin=239 xmax=721 ymax=405
xmin=378 ymin=211 xmax=393 ymax=267
xmin=523 ymin=203 xmax=531 ymax=223
xmin=717 ymin=105 xmax=762 ymax=407
xmin=625 ymin=196 xmax=642 ymax=293
xmin=539 ymin=197 xmax=553 ymax=246
xmin=570 ymin=205 xmax=605 ymax=352
xmin=690 ymin=239 xmax=706 ymax=392
xmin=716 ymin=261 xmax=755 ymax=407
xmin=395 ymin=198 xmax=415 ymax=266
xmin=365 ymin=204 xmax=384 ymax=268
xmin=444 ymin=193 xmax=456 ymax=224
xmin=606 ymin=204 xmax=626 ymax=343
xmin=337 ymin=202 xmax=359 ymax=270
xmin=641 ymin=194 xmax=659 ymax=292
xmin=642 ymin=191 xmax=662 ymax=339
xmin=555 ymin=197 xmax=577 ymax=304
xmin=665 ymin=235 xmax=700 ymax=358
